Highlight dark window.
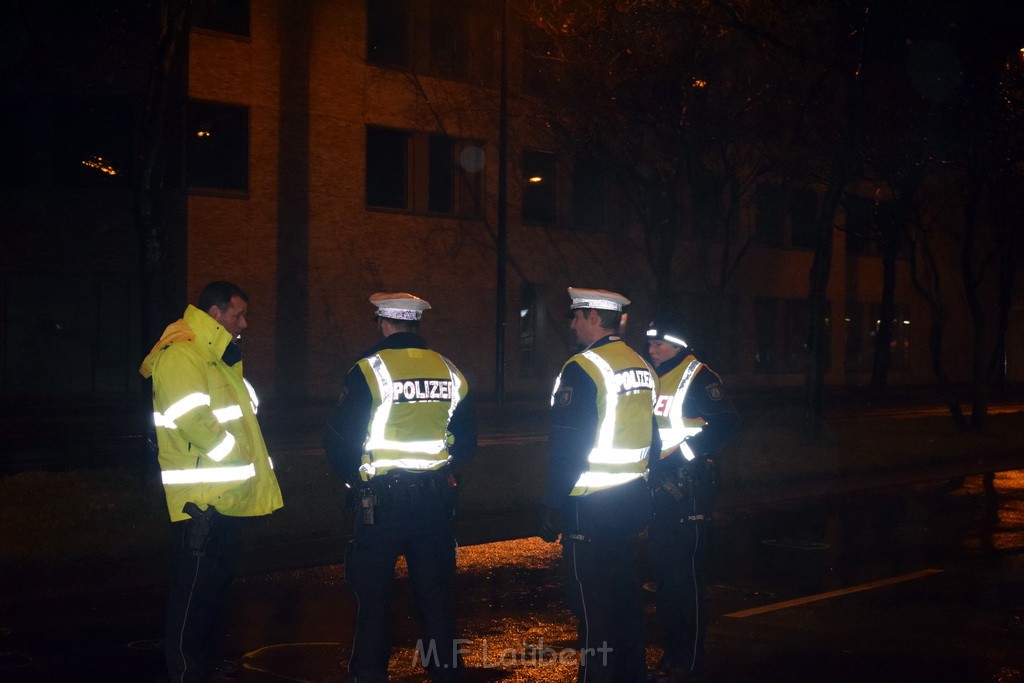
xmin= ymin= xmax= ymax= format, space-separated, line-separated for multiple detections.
xmin=845 ymin=206 xmax=872 ymax=254
xmin=366 ymin=126 xmax=481 ymax=217
xmin=754 ymin=186 xmax=784 ymax=246
xmin=465 ymin=1 xmax=500 ymax=85
xmin=187 ymin=100 xmax=249 ymax=192
xmin=846 ymin=302 xmax=911 ymax=373
xmin=428 ymin=135 xmax=455 ymax=213
xmin=789 ymin=187 xmax=818 ymax=248
xmin=674 ymin=292 xmax=738 ymax=374
xmin=890 ymin=307 xmax=911 ymax=371
xmin=782 ymin=299 xmax=810 ymax=372
xmin=754 ymin=297 xmax=829 ymax=373
xmin=870 ymin=303 xmax=911 ymax=371
xmin=430 ymin=0 xmax=467 ymax=79
xmin=54 ymin=98 xmax=134 ymax=188
xmin=519 ymin=284 xmax=540 ymax=377
xmin=455 ymin=143 xmax=484 ymax=217
xmin=366 ymin=0 xmax=495 ymax=84
xmin=843 ymin=194 xmax=906 ymax=259
xmin=783 ymin=298 xmax=830 ymax=372
xmin=367 ymin=0 xmax=410 ymax=67
xmin=523 ymin=24 xmax=555 ymax=95
xmin=711 ymin=295 xmax=739 ymax=374
xmin=845 ymin=303 xmax=866 ymax=371
xmin=572 ymin=157 xmax=605 ymax=232
xmin=755 ymin=184 xmax=819 ymax=249
xmin=193 ymin=0 xmax=250 ymax=37
xmin=754 ymin=297 xmax=778 ymax=373
xmin=522 ymin=149 xmax=556 ymax=225
xmin=366 ymin=126 xmax=409 ymax=209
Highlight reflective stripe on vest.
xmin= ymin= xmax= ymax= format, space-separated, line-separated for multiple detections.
xmin=359 ymin=353 xmax=462 ymax=479
xmin=567 ymin=349 xmax=653 ymax=494
xmin=243 ymin=377 xmax=259 ymax=414
xmin=153 ymin=383 xmax=256 ymax=464
xmin=581 ymin=350 xmax=651 ymax=466
xmin=161 ymin=456 xmax=275 ymax=486
xmin=162 ymin=461 xmax=254 ymax=485
xmin=153 ymin=392 xmax=209 ymax=428
xmin=154 ymin=392 xmax=246 ymax=430
xmin=657 ymin=358 xmax=706 ymax=460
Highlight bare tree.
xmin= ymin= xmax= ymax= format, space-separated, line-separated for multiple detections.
xmin=135 ymin=0 xmax=192 ymax=346
xmin=516 ymin=0 xmax=801 ymax=351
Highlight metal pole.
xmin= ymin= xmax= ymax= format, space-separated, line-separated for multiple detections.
xmin=495 ymin=0 xmax=508 ymax=405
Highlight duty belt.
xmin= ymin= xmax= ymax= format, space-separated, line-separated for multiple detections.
xmin=652 ymin=457 xmax=717 ymax=501
xmin=356 ymin=469 xmax=453 ymax=523
xmin=653 ymin=467 xmax=693 ymax=502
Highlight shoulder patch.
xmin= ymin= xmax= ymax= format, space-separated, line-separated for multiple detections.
xmin=706 ymin=383 xmax=723 ymax=401
xmin=555 ymin=386 xmax=574 ymax=407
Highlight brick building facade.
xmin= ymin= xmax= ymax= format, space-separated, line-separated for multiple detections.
xmin=1 ymin=1 xmax=1020 ymax=404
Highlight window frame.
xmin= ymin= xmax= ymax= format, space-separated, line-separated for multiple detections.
xmin=186 ymin=99 xmax=250 ymax=196
xmin=522 ymin=148 xmax=557 ymax=226
xmin=365 ymin=125 xmax=483 ymax=219
xmin=192 ymin=0 xmax=251 ymax=38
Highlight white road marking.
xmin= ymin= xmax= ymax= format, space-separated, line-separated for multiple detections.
xmin=724 ymin=568 xmax=944 ymax=618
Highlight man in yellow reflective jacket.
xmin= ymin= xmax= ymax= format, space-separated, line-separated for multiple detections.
xmin=645 ymin=311 xmax=739 ymax=682
xmin=324 ymin=292 xmax=476 ymax=683
xmin=140 ymin=280 xmax=283 ymax=682
xmin=538 ymin=287 xmax=659 ymax=683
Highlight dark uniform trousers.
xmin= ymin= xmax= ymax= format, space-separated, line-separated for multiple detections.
xmin=345 ymin=471 xmax=460 ymax=683
xmin=649 ymin=468 xmax=715 ymax=676
xmin=561 ymin=477 xmax=651 ymax=683
xmin=165 ymin=508 xmax=250 ymax=682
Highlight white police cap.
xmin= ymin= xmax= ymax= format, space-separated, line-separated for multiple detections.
xmin=567 ymin=287 xmax=630 ymax=314
xmin=369 ymin=292 xmax=431 ymax=321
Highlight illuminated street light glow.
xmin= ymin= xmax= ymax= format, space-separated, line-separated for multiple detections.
xmin=81 ymin=156 xmax=118 ymax=175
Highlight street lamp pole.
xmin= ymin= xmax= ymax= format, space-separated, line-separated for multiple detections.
xmin=495 ymin=0 xmax=508 ymax=405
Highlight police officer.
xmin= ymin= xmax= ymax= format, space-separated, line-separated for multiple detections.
xmin=324 ymin=292 xmax=476 ymax=683
xmin=537 ymin=287 xmax=659 ymax=683
xmin=645 ymin=312 xmax=739 ymax=682
xmin=139 ymin=280 xmax=284 ymax=682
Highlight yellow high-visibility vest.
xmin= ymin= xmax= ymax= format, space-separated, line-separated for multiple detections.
xmin=140 ymin=305 xmax=283 ymax=522
xmin=356 ymin=347 xmax=468 ymax=481
xmin=653 ymin=355 xmax=707 ymax=461
xmin=551 ymin=340 xmax=657 ymax=496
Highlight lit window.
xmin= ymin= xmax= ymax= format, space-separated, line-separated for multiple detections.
xmin=522 ymin=149 xmax=556 ymax=225
xmin=187 ymin=100 xmax=249 ymax=193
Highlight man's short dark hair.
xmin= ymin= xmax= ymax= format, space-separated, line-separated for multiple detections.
xmin=198 ymin=281 xmax=248 ymax=312
xmin=594 ymin=309 xmax=622 ymax=331
xmin=380 ymin=316 xmax=420 ymax=333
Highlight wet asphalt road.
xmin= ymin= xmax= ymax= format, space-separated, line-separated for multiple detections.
xmin=3 ymin=467 xmax=1024 ymax=682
